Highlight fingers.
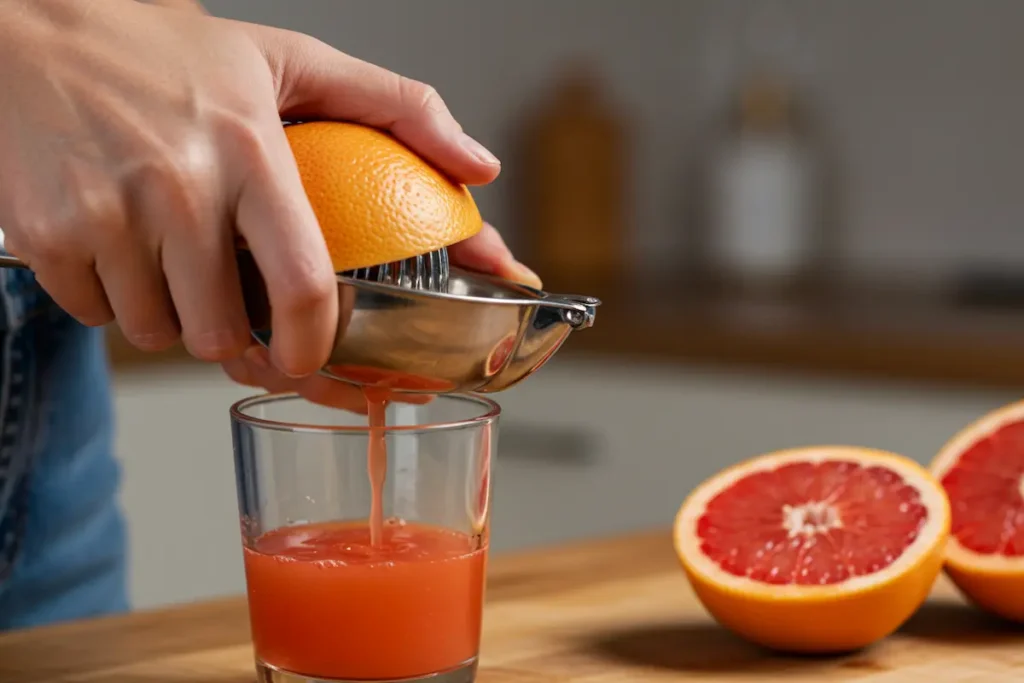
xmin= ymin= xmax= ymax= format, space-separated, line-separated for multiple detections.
xmin=223 ymin=345 xmax=434 ymax=414
xmin=26 ymin=255 xmax=114 ymax=328
xmin=447 ymin=222 xmax=543 ymax=289
xmin=243 ymin=24 xmax=500 ymax=186
xmin=4 ymin=199 xmax=116 ymax=328
xmin=220 ymin=352 xmax=262 ymax=388
xmin=229 ymin=350 xmax=369 ymax=413
xmin=93 ymin=237 xmax=179 ymax=352
xmin=232 ymin=118 xmax=338 ymax=377
xmin=157 ymin=211 xmax=250 ymax=362
xmin=222 ymin=346 xmax=308 ymax=395
xmin=110 ymin=151 xmax=248 ymax=360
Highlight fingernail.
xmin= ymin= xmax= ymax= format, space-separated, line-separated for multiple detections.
xmin=244 ymin=345 xmax=270 ymax=371
xmin=509 ymin=262 xmax=543 ymax=290
xmin=271 ymin=352 xmax=311 ymax=379
xmin=459 ymin=133 xmax=500 ymax=167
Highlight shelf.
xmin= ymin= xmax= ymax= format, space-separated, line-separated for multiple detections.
xmin=560 ymin=278 xmax=1024 ymax=390
xmin=105 ymin=282 xmax=1024 ymax=391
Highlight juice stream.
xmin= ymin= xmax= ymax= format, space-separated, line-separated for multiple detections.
xmin=363 ymin=387 xmax=389 ymax=547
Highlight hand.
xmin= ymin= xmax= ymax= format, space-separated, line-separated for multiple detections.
xmin=0 ymin=0 xmax=536 ymax=389
xmin=158 ymin=5 xmax=540 ymax=410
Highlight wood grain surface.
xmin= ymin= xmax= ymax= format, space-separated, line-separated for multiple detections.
xmin=1 ymin=531 xmax=1022 ymax=682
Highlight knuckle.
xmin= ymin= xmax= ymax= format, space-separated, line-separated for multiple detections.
xmin=184 ymin=328 xmax=248 ymax=363
xmin=30 ymin=271 xmax=112 ymax=327
xmin=19 ymin=226 xmax=70 ymax=265
xmin=286 ymin=30 xmax=329 ymax=62
xmin=220 ymin=114 xmax=269 ymax=165
xmin=51 ymin=292 xmax=113 ymax=328
xmin=221 ymin=358 xmax=259 ymax=388
xmin=159 ymin=159 xmax=201 ymax=200
xmin=276 ymin=270 xmax=335 ymax=314
xmin=59 ymin=160 xmax=128 ymax=237
xmin=76 ymin=185 xmax=125 ymax=228
xmin=399 ymin=77 xmax=447 ymax=117
xmin=5 ymin=214 xmax=60 ymax=263
xmin=74 ymin=309 xmax=115 ymax=328
xmin=136 ymin=152 xmax=212 ymax=235
xmin=126 ymin=329 xmax=180 ymax=353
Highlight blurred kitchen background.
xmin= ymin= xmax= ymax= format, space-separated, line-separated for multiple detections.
xmin=109 ymin=0 xmax=1024 ymax=610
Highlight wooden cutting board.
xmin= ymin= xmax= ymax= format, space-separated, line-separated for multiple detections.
xmin=1 ymin=532 xmax=1021 ymax=682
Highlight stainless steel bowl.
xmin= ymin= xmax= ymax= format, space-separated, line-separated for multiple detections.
xmin=238 ymin=252 xmax=600 ymax=394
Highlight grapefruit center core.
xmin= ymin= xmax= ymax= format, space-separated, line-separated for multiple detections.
xmin=783 ymin=501 xmax=841 ymax=537
xmin=939 ymin=418 xmax=1024 ymax=556
xmin=696 ymin=460 xmax=928 ymax=586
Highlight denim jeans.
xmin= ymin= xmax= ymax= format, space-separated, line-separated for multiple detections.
xmin=0 ymin=268 xmax=128 ymax=629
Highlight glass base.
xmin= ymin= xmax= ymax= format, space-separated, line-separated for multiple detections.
xmin=256 ymin=657 xmax=478 ymax=683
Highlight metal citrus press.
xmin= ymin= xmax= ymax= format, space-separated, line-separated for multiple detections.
xmin=237 ymin=246 xmax=601 ymax=394
xmin=0 ymin=230 xmax=600 ymax=393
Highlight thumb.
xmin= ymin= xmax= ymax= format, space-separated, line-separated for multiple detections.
xmin=448 ymin=223 xmax=543 ymax=290
xmin=242 ymin=24 xmax=501 ymax=186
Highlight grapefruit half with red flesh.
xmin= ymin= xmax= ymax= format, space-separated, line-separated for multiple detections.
xmin=931 ymin=399 xmax=1024 ymax=622
xmin=674 ymin=446 xmax=949 ymax=653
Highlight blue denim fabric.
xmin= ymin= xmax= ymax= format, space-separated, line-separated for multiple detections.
xmin=0 ymin=268 xmax=128 ymax=630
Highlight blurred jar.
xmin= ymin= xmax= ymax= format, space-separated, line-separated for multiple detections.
xmin=705 ymin=71 xmax=826 ymax=297
xmin=517 ymin=66 xmax=629 ymax=292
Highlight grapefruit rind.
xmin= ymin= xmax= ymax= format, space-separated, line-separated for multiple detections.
xmin=284 ymin=122 xmax=483 ymax=274
xmin=930 ymin=399 xmax=1024 ymax=621
xmin=674 ymin=446 xmax=950 ymax=653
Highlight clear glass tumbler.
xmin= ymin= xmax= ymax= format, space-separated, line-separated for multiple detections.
xmin=230 ymin=392 xmax=499 ymax=683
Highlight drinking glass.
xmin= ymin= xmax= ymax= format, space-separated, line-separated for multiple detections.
xmin=230 ymin=392 xmax=499 ymax=683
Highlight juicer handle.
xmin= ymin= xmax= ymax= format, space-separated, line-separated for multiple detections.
xmin=540 ymin=293 xmax=601 ymax=330
xmin=0 ymin=254 xmax=28 ymax=270
xmin=0 ymin=228 xmax=28 ymax=269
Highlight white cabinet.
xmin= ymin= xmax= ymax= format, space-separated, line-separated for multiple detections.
xmin=488 ymin=357 xmax=1019 ymax=552
xmin=113 ymin=365 xmax=251 ymax=611
xmin=112 ymin=358 xmax=1018 ymax=610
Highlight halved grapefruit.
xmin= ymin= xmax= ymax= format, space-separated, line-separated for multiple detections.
xmin=931 ymin=399 xmax=1024 ymax=622
xmin=674 ymin=446 xmax=949 ymax=653
xmin=284 ymin=122 xmax=483 ymax=273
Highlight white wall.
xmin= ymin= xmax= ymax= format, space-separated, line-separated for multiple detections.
xmin=113 ymin=366 xmax=251 ymax=610
xmin=113 ymin=358 xmax=1019 ymax=610
xmin=693 ymin=0 xmax=1024 ymax=276
xmin=204 ymin=0 xmax=1024 ymax=278
xmin=204 ymin=0 xmax=699 ymax=273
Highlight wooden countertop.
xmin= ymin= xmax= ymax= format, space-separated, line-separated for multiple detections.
xmin=2 ymin=531 xmax=1021 ymax=682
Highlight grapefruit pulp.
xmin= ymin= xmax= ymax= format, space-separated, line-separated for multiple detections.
xmin=674 ymin=446 xmax=949 ymax=653
xmin=931 ymin=399 xmax=1024 ymax=621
